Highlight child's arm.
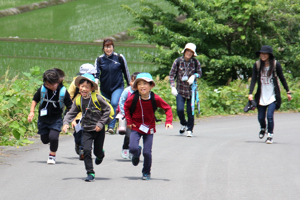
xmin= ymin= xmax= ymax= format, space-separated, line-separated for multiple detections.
xmin=119 ymin=88 xmax=129 ymax=115
xmin=155 ymin=95 xmax=173 ymax=127
xmin=124 ymin=96 xmax=135 ymax=129
xmin=28 ymin=100 xmax=37 ymax=123
xmin=63 ymin=102 xmax=79 ymax=132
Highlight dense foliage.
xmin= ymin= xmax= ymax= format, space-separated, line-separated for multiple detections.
xmin=123 ymin=0 xmax=300 ymax=85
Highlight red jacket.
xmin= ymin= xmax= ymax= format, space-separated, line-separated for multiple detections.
xmin=124 ymin=93 xmax=173 ymax=134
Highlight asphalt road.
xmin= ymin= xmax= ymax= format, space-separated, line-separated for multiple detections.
xmin=0 ymin=113 xmax=299 ymax=200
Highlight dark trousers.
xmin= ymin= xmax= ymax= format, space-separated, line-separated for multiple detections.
xmin=129 ymin=130 xmax=153 ymax=175
xmin=176 ymin=93 xmax=194 ymax=131
xmin=81 ymin=129 xmax=105 ymax=174
xmin=40 ymin=129 xmax=60 ymax=152
xmin=122 ymin=127 xmax=131 ymax=149
xmin=257 ymin=102 xmax=276 ymax=134
xmin=73 ymin=120 xmax=83 ymax=147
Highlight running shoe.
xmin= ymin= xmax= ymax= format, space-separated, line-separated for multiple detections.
xmin=47 ymin=156 xmax=56 ymax=164
xmin=179 ymin=125 xmax=187 ymax=135
xmin=142 ymin=173 xmax=151 ymax=180
xmin=259 ymin=129 xmax=266 ymax=139
xmin=85 ymin=174 xmax=95 ymax=182
xmin=265 ymin=133 xmax=273 ymax=144
xmin=121 ymin=149 xmax=130 ymax=159
xmin=186 ymin=131 xmax=193 ymax=137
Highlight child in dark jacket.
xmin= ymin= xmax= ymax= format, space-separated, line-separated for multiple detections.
xmin=28 ymin=69 xmax=73 ymax=165
xmin=63 ymin=73 xmax=112 ymax=182
xmin=124 ymin=73 xmax=173 ymax=180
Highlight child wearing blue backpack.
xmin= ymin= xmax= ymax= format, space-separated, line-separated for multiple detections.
xmin=28 ymin=69 xmax=73 ymax=164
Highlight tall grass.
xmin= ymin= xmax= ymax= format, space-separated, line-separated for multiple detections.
xmin=0 ymin=0 xmax=177 ymax=41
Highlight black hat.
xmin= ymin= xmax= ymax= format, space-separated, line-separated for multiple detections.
xmin=244 ymin=100 xmax=257 ymax=112
xmin=256 ymin=45 xmax=274 ymax=59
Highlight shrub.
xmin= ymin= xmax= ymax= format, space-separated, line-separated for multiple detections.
xmin=0 ymin=66 xmax=42 ymax=146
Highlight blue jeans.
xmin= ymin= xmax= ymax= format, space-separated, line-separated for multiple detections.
xmin=257 ymin=102 xmax=276 ymax=134
xmin=176 ymin=93 xmax=194 ymax=131
xmin=129 ymin=130 xmax=153 ymax=175
xmin=101 ymin=87 xmax=124 ymax=129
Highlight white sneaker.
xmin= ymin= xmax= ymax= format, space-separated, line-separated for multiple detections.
xmin=186 ymin=131 xmax=193 ymax=137
xmin=179 ymin=125 xmax=187 ymax=135
xmin=47 ymin=156 xmax=56 ymax=164
xmin=265 ymin=133 xmax=273 ymax=144
xmin=121 ymin=149 xmax=130 ymax=159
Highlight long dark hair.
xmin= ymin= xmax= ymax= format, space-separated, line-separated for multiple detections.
xmin=260 ymin=56 xmax=275 ymax=77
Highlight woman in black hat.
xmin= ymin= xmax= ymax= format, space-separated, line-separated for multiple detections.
xmin=248 ymin=45 xmax=292 ymax=144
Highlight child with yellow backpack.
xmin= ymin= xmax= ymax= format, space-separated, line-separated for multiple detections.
xmin=63 ymin=73 xmax=113 ymax=182
xmin=68 ymin=63 xmax=99 ymax=160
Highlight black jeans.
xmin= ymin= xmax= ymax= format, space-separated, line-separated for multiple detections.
xmin=40 ymin=129 xmax=60 ymax=152
xmin=82 ymin=129 xmax=105 ymax=174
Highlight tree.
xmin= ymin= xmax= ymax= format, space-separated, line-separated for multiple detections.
xmin=123 ymin=0 xmax=300 ymax=85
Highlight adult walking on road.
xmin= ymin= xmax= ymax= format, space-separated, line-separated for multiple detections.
xmin=95 ymin=39 xmax=131 ymax=134
xmin=248 ymin=45 xmax=292 ymax=144
xmin=169 ymin=43 xmax=202 ymax=137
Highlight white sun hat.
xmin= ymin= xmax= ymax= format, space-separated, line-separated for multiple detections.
xmin=181 ymin=43 xmax=197 ymax=57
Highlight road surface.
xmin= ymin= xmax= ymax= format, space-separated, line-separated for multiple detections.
xmin=0 ymin=113 xmax=299 ymax=200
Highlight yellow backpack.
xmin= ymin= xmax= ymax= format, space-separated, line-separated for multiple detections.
xmin=75 ymin=92 xmax=114 ymax=123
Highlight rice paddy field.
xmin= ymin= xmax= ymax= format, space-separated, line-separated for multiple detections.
xmin=0 ymin=40 xmax=160 ymax=81
xmin=0 ymin=0 xmax=45 ymax=10
xmin=0 ymin=0 xmax=177 ymax=80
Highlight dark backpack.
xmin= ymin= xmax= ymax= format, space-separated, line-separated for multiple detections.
xmin=129 ymin=90 xmax=161 ymax=122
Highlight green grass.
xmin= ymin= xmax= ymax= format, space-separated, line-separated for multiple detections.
xmin=0 ymin=0 xmax=46 ymax=10
xmin=0 ymin=41 xmax=161 ymax=81
xmin=0 ymin=0 xmax=177 ymax=41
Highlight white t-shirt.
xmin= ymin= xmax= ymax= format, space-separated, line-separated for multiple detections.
xmin=259 ymin=66 xmax=275 ymax=106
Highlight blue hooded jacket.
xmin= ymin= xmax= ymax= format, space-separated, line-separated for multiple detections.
xmin=95 ymin=52 xmax=130 ymax=95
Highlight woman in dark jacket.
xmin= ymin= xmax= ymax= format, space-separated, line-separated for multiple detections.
xmin=95 ymin=39 xmax=130 ymax=134
xmin=248 ymin=45 xmax=292 ymax=144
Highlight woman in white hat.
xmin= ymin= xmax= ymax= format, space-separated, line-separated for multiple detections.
xmin=169 ymin=43 xmax=202 ymax=137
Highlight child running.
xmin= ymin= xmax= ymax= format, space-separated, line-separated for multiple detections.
xmin=28 ymin=69 xmax=73 ymax=164
xmin=62 ymin=73 xmax=112 ymax=182
xmin=124 ymin=72 xmax=173 ymax=180
xmin=117 ymin=72 xmax=140 ymax=159
xmin=67 ymin=63 xmax=98 ymax=160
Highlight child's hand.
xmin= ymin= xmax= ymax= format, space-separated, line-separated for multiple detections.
xmin=62 ymin=124 xmax=69 ymax=133
xmin=166 ymin=124 xmax=173 ymax=129
xmin=127 ymin=124 xmax=136 ymax=130
xmin=95 ymin=126 xmax=102 ymax=132
xmin=28 ymin=112 xmax=34 ymax=123
xmin=71 ymin=120 xmax=77 ymax=128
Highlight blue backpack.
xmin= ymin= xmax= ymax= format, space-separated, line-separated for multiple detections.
xmin=40 ymin=85 xmax=66 ymax=109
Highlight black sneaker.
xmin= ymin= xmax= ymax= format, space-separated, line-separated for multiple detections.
xmin=95 ymin=150 xmax=105 ymax=165
xmin=132 ymin=146 xmax=142 ymax=166
xmin=132 ymin=156 xmax=140 ymax=166
xmin=259 ymin=129 xmax=266 ymax=139
xmin=85 ymin=174 xmax=95 ymax=182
